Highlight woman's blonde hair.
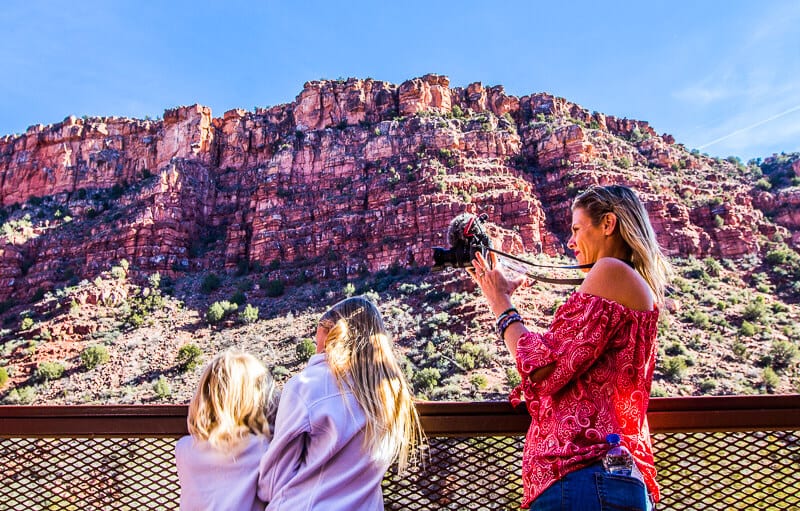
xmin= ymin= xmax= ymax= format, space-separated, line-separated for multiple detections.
xmin=187 ymin=349 xmax=278 ymax=453
xmin=319 ymin=296 xmax=423 ymax=472
xmin=573 ymin=184 xmax=672 ymax=303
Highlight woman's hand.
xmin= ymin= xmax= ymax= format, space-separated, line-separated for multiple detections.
xmin=468 ymin=251 xmax=526 ymax=317
xmin=469 ymin=250 xmax=528 ymax=358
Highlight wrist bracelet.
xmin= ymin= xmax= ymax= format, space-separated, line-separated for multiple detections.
xmin=495 ymin=307 xmax=518 ymax=322
xmin=497 ymin=312 xmax=524 ymax=340
xmin=495 ymin=308 xmax=519 ymax=331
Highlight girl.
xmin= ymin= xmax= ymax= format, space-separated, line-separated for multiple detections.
xmin=175 ymin=349 xmax=278 ymax=511
xmin=258 ymin=296 xmax=423 ymax=510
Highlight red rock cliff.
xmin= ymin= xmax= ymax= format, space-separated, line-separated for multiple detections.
xmin=0 ymin=74 xmax=789 ymax=301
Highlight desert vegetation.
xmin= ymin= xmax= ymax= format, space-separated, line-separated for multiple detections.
xmin=0 ymin=247 xmax=797 ymax=406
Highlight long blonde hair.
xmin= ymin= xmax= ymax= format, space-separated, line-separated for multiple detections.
xmin=573 ymin=184 xmax=672 ymax=303
xmin=187 ymin=349 xmax=278 ymax=453
xmin=319 ymin=296 xmax=423 ymax=472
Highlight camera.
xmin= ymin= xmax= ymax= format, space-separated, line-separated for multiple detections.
xmin=431 ymin=213 xmax=492 ymax=270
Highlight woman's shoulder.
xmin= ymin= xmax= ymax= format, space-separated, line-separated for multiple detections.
xmin=578 ymin=258 xmax=654 ymax=312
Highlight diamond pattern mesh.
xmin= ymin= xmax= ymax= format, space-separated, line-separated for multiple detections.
xmin=1 ymin=431 xmax=797 ymax=510
xmin=0 ymin=437 xmax=179 ymax=511
xmin=652 ymin=430 xmax=800 ymax=511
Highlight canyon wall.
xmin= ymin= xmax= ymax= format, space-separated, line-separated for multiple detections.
xmin=0 ymin=74 xmax=793 ymax=301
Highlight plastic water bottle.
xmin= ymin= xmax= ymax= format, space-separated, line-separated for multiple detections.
xmin=603 ymin=434 xmax=634 ymax=476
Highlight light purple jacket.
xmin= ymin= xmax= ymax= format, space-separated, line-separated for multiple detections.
xmin=258 ymin=353 xmax=388 ymax=510
xmin=175 ymin=434 xmax=270 ymax=511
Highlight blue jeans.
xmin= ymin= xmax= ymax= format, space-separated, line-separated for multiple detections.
xmin=529 ymin=463 xmax=653 ymax=511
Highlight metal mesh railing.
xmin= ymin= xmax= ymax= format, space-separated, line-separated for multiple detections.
xmin=1 ymin=396 xmax=798 ymax=510
xmin=383 ymin=436 xmax=525 ymax=510
xmin=1 ymin=437 xmax=179 ymax=511
xmin=653 ymin=430 xmax=799 ymax=511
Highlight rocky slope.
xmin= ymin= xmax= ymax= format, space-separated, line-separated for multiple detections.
xmin=1 ymin=74 xmax=798 ymax=404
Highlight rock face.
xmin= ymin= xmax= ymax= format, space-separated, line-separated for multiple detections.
xmin=0 ymin=74 xmax=793 ymax=301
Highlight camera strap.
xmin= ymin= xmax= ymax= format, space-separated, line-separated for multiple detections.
xmin=486 ymin=247 xmax=593 ymax=286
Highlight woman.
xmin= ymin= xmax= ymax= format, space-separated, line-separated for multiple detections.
xmin=470 ymin=185 xmax=670 ymax=510
xmin=257 ymin=296 xmax=423 ymax=510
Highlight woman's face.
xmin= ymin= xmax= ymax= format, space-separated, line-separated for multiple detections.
xmin=567 ymin=207 xmax=609 ymax=267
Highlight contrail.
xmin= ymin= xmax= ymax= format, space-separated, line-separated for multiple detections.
xmin=697 ymin=104 xmax=800 ymax=150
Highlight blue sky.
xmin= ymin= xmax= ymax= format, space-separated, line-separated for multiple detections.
xmin=1 ymin=1 xmax=798 ymax=162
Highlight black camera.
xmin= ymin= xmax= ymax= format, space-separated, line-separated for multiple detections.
xmin=431 ymin=213 xmax=492 ymax=270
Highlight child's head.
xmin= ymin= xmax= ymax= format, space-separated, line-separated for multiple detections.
xmin=187 ymin=349 xmax=278 ymax=452
xmin=317 ymin=295 xmax=390 ymax=365
xmin=317 ymin=296 xmax=423 ymax=471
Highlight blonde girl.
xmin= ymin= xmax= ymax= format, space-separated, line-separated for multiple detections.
xmin=258 ymin=296 xmax=423 ymax=510
xmin=175 ymin=349 xmax=278 ymax=511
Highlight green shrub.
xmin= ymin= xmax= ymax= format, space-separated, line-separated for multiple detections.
xmin=206 ymin=302 xmax=225 ymax=324
xmin=110 ymin=264 xmax=127 ymax=280
xmin=430 ymin=384 xmax=463 ymax=400
xmin=413 ymin=367 xmax=441 ymax=392
xmin=200 ymin=274 xmax=222 ymax=294
xmin=684 ymin=310 xmax=710 ymax=329
xmin=36 ymin=361 xmax=65 ymax=382
xmin=239 ymin=304 xmax=259 ymax=324
xmin=761 ymin=367 xmax=779 ymax=393
xmin=230 ymin=291 xmax=246 ymax=305
xmin=769 ymin=340 xmax=798 ymax=370
xmin=460 ymin=342 xmax=492 ymax=368
xmin=732 ymin=339 xmax=748 ymax=359
xmin=205 ymin=301 xmax=237 ymax=324
xmin=703 ymin=257 xmax=723 ymax=277
xmin=80 ymin=345 xmax=110 ymax=370
xmin=20 ymin=316 xmax=34 ymax=331
xmin=665 ymin=341 xmax=688 ymax=357
xmin=506 ymin=367 xmax=521 ymax=388
xmin=5 ymin=385 xmax=35 ymax=404
xmin=469 ymin=374 xmax=488 ymax=390
xmin=662 ymin=356 xmax=687 ymax=382
xmin=742 ymin=296 xmax=767 ymax=322
xmin=148 ymin=272 xmax=161 ymax=290
xmin=271 ymin=365 xmax=291 ymax=381
xmin=176 ymin=344 xmax=203 ymax=372
xmin=739 ymin=321 xmax=756 ymax=337
xmin=296 ymin=338 xmax=316 ymax=362
xmin=398 ymin=283 xmax=418 ymax=295
xmin=699 ymin=379 xmax=717 ymax=393
xmin=153 ymin=376 xmax=171 ymax=400
xmin=650 ymin=384 xmax=668 ymax=397
xmin=0 ymin=366 xmax=8 ymax=387
xmin=263 ymin=279 xmax=285 ymax=298
xmin=454 ymin=352 xmax=476 ymax=370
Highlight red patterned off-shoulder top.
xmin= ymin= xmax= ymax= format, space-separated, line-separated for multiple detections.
xmin=510 ymin=292 xmax=660 ymax=508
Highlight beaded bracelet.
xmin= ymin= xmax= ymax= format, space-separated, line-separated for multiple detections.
xmin=495 ymin=307 xmax=519 ymax=323
xmin=495 ymin=308 xmax=518 ymax=337
xmin=497 ymin=312 xmax=524 ymax=341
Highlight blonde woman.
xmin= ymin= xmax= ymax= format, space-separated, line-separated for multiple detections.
xmin=258 ymin=296 xmax=423 ymax=510
xmin=471 ymin=185 xmax=670 ymax=511
xmin=175 ymin=349 xmax=278 ymax=511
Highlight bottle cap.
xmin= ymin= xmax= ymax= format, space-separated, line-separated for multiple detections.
xmin=606 ymin=433 xmax=621 ymax=444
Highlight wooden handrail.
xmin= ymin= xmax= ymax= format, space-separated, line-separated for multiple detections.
xmin=1 ymin=395 xmax=798 ymax=438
